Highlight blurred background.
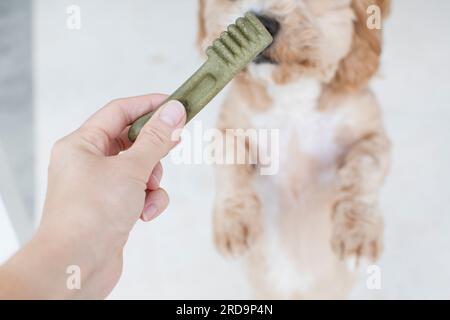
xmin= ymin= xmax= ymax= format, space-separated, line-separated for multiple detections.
xmin=1 ymin=0 xmax=450 ymax=299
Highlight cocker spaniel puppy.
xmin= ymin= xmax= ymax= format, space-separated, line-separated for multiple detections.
xmin=198 ymin=0 xmax=391 ymax=299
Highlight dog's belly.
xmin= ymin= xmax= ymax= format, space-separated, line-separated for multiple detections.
xmin=249 ymin=153 xmax=346 ymax=298
xmin=245 ymin=79 xmax=351 ymax=297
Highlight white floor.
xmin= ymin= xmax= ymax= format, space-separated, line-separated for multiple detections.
xmin=33 ymin=0 xmax=450 ymax=299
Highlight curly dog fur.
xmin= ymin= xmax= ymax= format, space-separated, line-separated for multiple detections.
xmin=198 ymin=0 xmax=391 ymax=299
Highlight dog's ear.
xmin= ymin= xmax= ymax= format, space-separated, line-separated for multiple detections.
xmin=330 ymin=0 xmax=391 ymax=91
xmin=197 ymin=0 xmax=207 ymax=50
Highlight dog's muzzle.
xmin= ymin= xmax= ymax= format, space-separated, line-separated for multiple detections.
xmin=253 ymin=13 xmax=280 ymax=65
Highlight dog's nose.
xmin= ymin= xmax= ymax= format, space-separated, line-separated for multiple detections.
xmin=254 ymin=13 xmax=280 ymax=38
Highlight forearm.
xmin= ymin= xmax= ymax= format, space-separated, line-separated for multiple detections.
xmin=331 ymin=131 xmax=390 ymax=261
xmin=0 ymin=229 xmax=89 ymax=299
xmin=337 ymin=132 xmax=391 ymax=202
xmin=0 ymin=222 xmax=122 ymax=300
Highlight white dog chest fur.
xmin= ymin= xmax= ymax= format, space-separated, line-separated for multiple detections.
xmin=248 ymin=64 xmax=344 ymax=172
xmin=247 ymin=67 xmax=346 ymax=295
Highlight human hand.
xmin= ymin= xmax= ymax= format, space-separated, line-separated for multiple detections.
xmin=0 ymin=94 xmax=186 ymax=299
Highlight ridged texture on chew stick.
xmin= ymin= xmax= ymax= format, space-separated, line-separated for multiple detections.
xmin=128 ymin=12 xmax=273 ymax=142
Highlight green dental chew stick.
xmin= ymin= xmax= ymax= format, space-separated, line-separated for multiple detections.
xmin=128 ymin=12 xmax=273 ymax=142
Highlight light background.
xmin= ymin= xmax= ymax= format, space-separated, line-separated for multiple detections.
xmin=0 ymin=195 xmax=19 ymax=264
xmin=3 ymin=0 xmax=449 ymax=298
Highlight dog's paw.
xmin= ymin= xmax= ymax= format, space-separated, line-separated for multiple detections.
xmin=331 ymin=199 xmax=384 ymax=266
xmin=345 ymin=255 xmax=371 ymax=272
xmin=213 ymin=192 xmax=262 ymax=258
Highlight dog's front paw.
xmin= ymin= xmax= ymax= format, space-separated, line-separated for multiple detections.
xmin=331 ymin=199 xmax=384 ymax=266
xmin=213 ymin=192 xmax=262 ymax=258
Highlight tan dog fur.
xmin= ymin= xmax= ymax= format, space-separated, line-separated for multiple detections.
xmin=198 ymin=0 xmax=391 ymax=299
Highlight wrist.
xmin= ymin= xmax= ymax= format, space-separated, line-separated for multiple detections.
xmin=0 ymin=233 xmax=86 ymax=299
xmin=0 ymin=220 xmax=126 ymax=299
xmin=36 ymin=216 xmax=127 ymax=272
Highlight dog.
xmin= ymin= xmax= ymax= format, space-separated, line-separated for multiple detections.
xmin=197 ymin=0 xmax=391 ymax=299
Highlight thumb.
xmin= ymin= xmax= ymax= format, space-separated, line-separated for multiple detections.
xmin=122 ymin=100 xmax=186 ymax=178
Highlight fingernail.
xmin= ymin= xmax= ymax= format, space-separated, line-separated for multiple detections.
xmin=143 ymin=204 xmax=159 ymax=221
xmin=159 ymin=100 xmax=185 ymax=127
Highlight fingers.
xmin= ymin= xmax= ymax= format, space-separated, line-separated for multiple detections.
xmin=147 ymin=162 xmax=163 ymax=191
xmin=120 ymin=100 xmax=186 ymax=179
xmin=106 ymin=127 xmax=133 ymax=155
xmin=80 ymin=93 xmax=168 ymax=142
xmin=140 ymin=188 xmax=169 ymax=222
